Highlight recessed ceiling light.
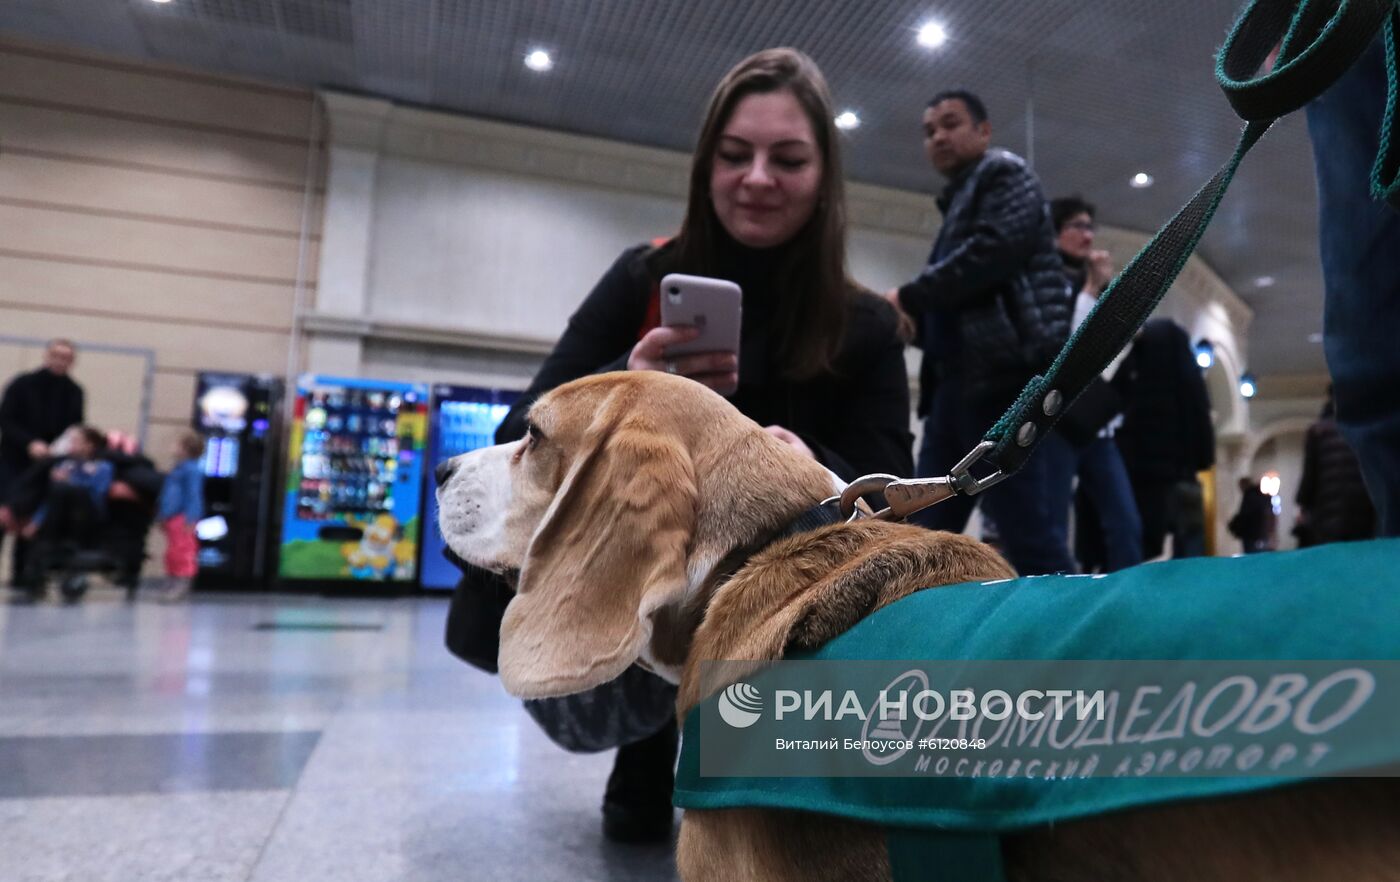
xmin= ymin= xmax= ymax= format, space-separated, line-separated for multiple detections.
xmin=1194 ymin=340 xmax=1215 ymax=369
xmin=524 ymin=49 xmax=553 ymax=72
xmin=1308 ymin=332 xmax=1324 ymax=344
xmin=1239 ymin=372 xmax=1257 ymax=399
xmin=917 ymin=21 xmax=948 ymax=48
xmin=1130 ymin=172 xmax=1154 ymax=188
xmin=834 ymin=111 xmax=860 ymax=131
xmin=149 ymin=0 xmax=173 ymax=4
xmin=1260 ymin=472 xmax=1281 ymax=497
xmin=1254 ymin=275 xmax=1276 ymax=288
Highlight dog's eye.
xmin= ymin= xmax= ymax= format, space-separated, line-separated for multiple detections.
xmin=523 ymin=423 xmax=541 ymax=451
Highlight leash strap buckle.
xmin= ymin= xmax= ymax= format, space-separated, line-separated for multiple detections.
xmin=946 ymin=441 xmax=1013 ymax=497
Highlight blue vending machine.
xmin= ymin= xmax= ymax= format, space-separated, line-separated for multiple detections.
xmin=421 ymin=385 xmax=520 ymax=591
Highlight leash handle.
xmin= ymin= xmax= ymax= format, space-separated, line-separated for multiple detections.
xmin=1374 ymin=5 xmax=1400 ymax=206
xmin=950 ymin=0 xmax=1398 ymax=500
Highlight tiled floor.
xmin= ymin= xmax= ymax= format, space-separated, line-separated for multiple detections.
xmin=0 ymin=586 xmax=680 ymax=882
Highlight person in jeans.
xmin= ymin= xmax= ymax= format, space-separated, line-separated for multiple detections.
xmin=1051 ymin=196 xmax=1143 ymax=572
xmin=1306 ymin=33 xmax=1400 ymax=537
xmin=882 ymin=89 xmax=1075 ymax=575
xmin=18 ymin=426 xmax=110 ymax=595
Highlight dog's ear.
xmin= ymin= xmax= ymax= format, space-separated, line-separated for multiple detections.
xmin=498 ymin=421 xmax=696 ymax=699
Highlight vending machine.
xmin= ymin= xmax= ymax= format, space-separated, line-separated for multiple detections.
xmin=420 ymin=385 xmax=520 ymax=591
xmin=192 ymin=373 xmax=282 ymax=589
xmin=277 ymin=375 xmax=429 ymax=586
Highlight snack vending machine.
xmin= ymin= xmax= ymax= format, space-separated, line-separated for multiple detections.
xmin=420 ymin=385 xmax=520 ymax=591
xmin=277 ymin=375 xmax=429 ymax=585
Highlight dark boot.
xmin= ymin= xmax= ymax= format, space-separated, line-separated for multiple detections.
xmin=10 ymin=536 xmax=31 ymax=588
xmin=602 ymin=716 xmax=678 ymax=843
xmin=14 ymin=540 xmax=46 ymax=602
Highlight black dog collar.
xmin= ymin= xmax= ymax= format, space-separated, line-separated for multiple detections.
xmin=707 ymin=500 xmax=846 ymax=590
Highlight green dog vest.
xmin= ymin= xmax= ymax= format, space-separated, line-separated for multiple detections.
xmin=675 ymin=539 xmax=1400 ymax=881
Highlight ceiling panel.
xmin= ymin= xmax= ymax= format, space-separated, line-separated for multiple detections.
xmin=0 ymin=0 xmax=1341 ymax=375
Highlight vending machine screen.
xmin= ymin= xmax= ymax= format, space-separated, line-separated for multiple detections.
xmin=200 ymin=436 xmax=240 ymax=479
xmin=196 ymin=381 xmax=250 ymax=433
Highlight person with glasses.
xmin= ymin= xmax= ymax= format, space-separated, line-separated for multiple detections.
xmin=1051 ymin=196 xmax=1144 ymax=573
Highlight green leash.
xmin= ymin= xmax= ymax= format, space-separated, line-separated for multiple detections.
xmin=982 ymin=0 xmax=1400 ymax=483
xmin=832 ymin=0 xmax=1400 ymax=876
xmin=872 ymin=0 xmax=1400 ymax=520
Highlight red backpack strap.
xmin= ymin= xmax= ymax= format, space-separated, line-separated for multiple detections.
xmin=639 ymin=285 xmax=661 ymax=341
xmin=637 ymin=236 xmax=673 ymax=342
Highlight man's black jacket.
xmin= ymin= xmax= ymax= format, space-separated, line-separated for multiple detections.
xmin=1112 ymin=319 xmax=1216 ymax=483
xmin=898 ymin=148 xmax=1072 ymax=413
xmin=0 ymin=368 xmax=84 ymax=474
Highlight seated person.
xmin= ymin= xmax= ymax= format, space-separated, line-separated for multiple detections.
xmin=22 ymin=425 xmax=112 ymax=548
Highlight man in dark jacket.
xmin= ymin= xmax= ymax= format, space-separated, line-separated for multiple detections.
xmin=1229 ymin=477 xmax=1276 ymax=554
xmin=1052 ymin=196 xmax=1143 ymax=573
xmin=1112 ymin=320 xmax=1215 ymax=558
xmin=0 ymin=339 xmax=85 ymax=583
xmin=1295 ymin=389 xmax=1376 ymax=545
xmin=882 ymin=90 xmax=1075 ymax=575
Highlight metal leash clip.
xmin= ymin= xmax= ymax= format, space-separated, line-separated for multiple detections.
xmin=836 ymin=442 xmax=1012 ymax=522
xmin=834 ymin=473 xmax=899 ymax=521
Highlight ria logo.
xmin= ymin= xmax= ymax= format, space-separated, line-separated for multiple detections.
xmin=717 ymin=682 xmax=763 ymax=728
xmin=861 ymin=668 xmax=930 ymax=765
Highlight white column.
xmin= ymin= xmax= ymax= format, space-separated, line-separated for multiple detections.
xmin=305 ymin=92 xmax=393 ymax=376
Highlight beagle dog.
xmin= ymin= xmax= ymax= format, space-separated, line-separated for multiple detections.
xmin=437 ymin=371 xmax=1400 ymax=882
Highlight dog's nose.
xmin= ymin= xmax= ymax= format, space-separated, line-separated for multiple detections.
xmin=435 ymin=459 xmax=456 ymax=488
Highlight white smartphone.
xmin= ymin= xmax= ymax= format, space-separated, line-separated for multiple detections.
xmin=658 ymin=273 xmax=742 ymax=358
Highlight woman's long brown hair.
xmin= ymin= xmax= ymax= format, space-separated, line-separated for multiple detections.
xmin=659 ymin=48 xmax=851 ymax=380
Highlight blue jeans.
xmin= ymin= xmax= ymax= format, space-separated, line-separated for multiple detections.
xmin=1307 ymin=34 xmax=1400 ymax=536
xmin=914 ymin=379 xmax=1077 ymax=575
xmin=1076 ymin=436 xmax=1143 ymax=572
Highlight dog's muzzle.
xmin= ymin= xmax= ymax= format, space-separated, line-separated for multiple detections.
xmin=435 ymin=458 xmax=457 ymax=488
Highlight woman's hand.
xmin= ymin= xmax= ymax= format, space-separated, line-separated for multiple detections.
xmin=763 ymin=425 xmax=816 ymax=460
xmin=1086 ymin=250 xmax=1115 ymax=296
xmin=628 ymin=325 xmax=739 ymax=394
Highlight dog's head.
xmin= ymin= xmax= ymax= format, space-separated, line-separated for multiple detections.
xmin=437 ymin=371 xmax=838 ymax=699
